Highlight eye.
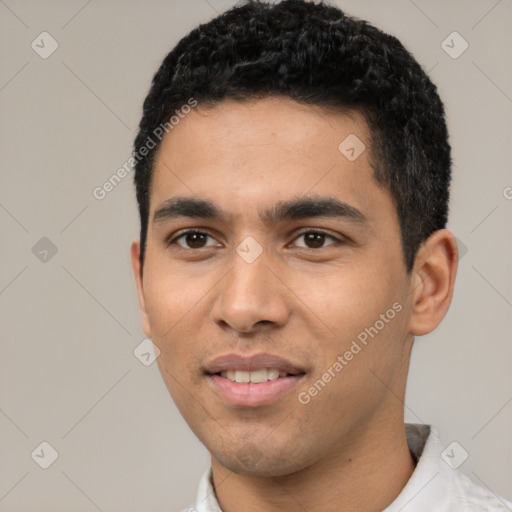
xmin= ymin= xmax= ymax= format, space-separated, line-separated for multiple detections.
xmin=291 ymin=230 xmax=340 ymax=249
xmin=168 ymin=228 xmax=343 ymax=251
xmin=169 ymin=229 xmax=220 ymax=249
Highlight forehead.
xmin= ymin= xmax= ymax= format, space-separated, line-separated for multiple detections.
xmin=153 ymin=97 xmax=371 ymax=169
xmin=148 ymin=97 xmax=394 ymax=227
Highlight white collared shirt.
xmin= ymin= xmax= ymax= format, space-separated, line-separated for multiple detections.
xmin=182 ymin=423 xmax=512 ymax=512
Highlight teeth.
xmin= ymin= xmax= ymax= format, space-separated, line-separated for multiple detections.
xmin=220 ymin=368 xmax=287 ymax=383
xmin=249 ymin=369 xmax=268 ymax=383
xmin=235 ymin=370 xmax=250 ymax=383
xmin=267 ymin=369 xmax=280 ymax=380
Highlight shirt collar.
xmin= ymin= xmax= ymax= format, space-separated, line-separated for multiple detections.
xmin=382 ymin=423 xmax=454 ymax=511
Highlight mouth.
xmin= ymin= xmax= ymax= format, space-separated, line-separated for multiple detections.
xmin=204 ymin=353 xmax=307 ymax=407
xmin=211 ymin=367 xmax=304 ymax=382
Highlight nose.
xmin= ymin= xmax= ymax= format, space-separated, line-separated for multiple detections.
xmin=210 ymin=248 xmax=291 ymax=334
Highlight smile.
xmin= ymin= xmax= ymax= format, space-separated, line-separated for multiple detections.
xmin=219 ymin=368 xmax=291 ymax=383
xmin=204 ymin=352 xmax=307 ymax=407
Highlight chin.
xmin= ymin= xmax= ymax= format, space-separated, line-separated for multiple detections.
xmin=211 ymin=444 xmax=309 ymax=477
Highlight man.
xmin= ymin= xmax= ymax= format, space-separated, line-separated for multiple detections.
xmin=130 ymin=1 xmax=512 ymax=510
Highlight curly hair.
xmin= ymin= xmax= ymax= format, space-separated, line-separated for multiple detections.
xmin=133 ymin=0 xmax=451 ymax=272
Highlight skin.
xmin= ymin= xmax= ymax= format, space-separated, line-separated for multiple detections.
xmin=131 ymin=97 xmax=458 ymax=512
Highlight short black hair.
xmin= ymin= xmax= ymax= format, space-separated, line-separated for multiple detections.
xmin=133 ymin=0 xmax=451 ymax=272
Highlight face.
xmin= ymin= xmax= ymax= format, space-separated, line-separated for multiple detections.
xmin=132 ymin=97 xmax=417 ymax=477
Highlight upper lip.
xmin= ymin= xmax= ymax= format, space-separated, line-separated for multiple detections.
xmin=204 ymin=353 xmax=306 ymax=375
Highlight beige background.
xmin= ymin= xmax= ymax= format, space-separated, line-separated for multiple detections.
xmin=1 ymin=0 xmax=511 ymax=510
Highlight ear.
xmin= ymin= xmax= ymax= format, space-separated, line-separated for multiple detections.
xmin=408 ymin=229 xmax=458 ymax=336
xmin=130 ymin=239 xmax=152 ymax=338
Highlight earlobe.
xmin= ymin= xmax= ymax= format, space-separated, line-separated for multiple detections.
xmin=408 ymin=229 xmax=458 ymax=336
xmin=130 ymin=239 xmax=152 ymax=338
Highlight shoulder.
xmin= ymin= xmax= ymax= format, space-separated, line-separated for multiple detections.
xmin=397 ymin=424 xmax=512 ymax=512
xmin=453 ymin=470 xmax=512 ymax=511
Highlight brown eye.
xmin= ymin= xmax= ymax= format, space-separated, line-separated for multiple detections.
xmin=293 ymin=230 xmax=338 ymax=249
xmin=171 ymin=230 xmax=219 ymax=249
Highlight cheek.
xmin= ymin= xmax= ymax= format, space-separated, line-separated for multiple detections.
xmin=303 ymin=264 xmax=408 ymax=375
xmin=288 ymin=263 xmax=388 ymax=334
xmin=143 ymin=260 xmax=205 ymax=335
xmin=142 ymin=299 xmax=195 ymax=392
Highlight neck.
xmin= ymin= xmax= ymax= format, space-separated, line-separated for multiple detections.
xmin=211 ymin=418 xmax=416 ymax=512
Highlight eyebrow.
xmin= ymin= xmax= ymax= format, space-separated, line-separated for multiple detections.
xmin=153 ymin=196 xmax=367 ymax=226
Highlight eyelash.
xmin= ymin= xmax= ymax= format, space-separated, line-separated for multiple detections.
xmin=167 ymin=228 xmax=343 ymax=250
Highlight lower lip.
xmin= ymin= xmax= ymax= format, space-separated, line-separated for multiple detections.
xmin=207 ymin=374 xmax=304 ymax=407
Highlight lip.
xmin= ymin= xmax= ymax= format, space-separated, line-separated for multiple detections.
xmin=207 ymin=374 xmax=304 ymax=407
xmin=204 ymin=352 xmax=305 ymax=375
xmin=204 ymin=352 xmax=306 ymax=408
